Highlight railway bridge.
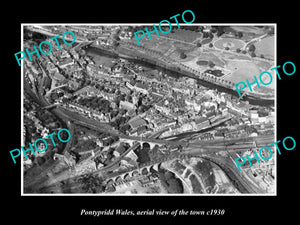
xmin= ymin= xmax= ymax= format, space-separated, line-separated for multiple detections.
xmin=104 ymin=153 xmax=191 ymax=185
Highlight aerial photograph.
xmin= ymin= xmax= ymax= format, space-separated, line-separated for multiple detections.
xmin=22 ymin=24 xmax=275 ymax=195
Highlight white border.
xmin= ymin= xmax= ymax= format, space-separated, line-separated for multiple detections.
xmin=21 ymin=23 xmax=277 ymax=196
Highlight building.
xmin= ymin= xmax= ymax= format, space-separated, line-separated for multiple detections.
xmin=113 ymin=145 xmax=127 ymax=157
xmin=128 ymin=116 xmax=147 ymax=130
xmin=120 ymin=100 xmax=136 ymax=111
xmin=58 ymin=58 xmax=74 ymax=68
xmin=154 ymin=102 xmax=170 ymax=114
xmin=42 ymin=76 xmax=52 ymax=90
xmin=185 ymin=99 xmax=201 ymax=112
xmin=205 ymin=111 xmax=217 ymax=119
xmin=195 ymin=117 xmax=210 ymax=130
xmin=119 ymin=86 xmax=131 ymax=94
xmin=68 ymin=79 xmax=80 ymax=90
xmin=126 ymin=151 xmax=138 ymax=161
xmin=53 ymin=72 xmax=65 ymax=82
xmin=134 ymin=82 xmax=149 ymax=95
xmin=100 ymin=60 xmax=116 ymax=72
xmin=126 ymin=82 xmax=135 ymax=90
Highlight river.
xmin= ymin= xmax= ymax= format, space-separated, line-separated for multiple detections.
xmin=25 ymin=28 xmax=274 ymax=107
xmin=85 ymin=46 xmax=274 ymax=107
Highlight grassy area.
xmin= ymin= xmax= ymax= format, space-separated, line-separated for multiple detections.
xmin=138 ymin=36 xmax=173 ymax=54
xmin=256 ymin=60 xmax=273 ymax=71
xmin=254 ymin=36 xmax=274 ymax=59
xmin=196 ymin=60 xmax=209 ymax=66
xmin=189 ymin=174 xmax=203 ymax=193
xmin=182 ymin=51 xmax=225 ymax=71
xmin=214 ymin=38 xmax=245 ymax=50
xmin=231 ymin=26 xmax=265 ymax=35
xmin=193 ymin=160 xmax=216 ymax=189
xmin=224 ymin=60 xmax=261 ymax=83
xmin=226 ymin=26 xmax=267 ymax=42
xmin=201 ymin=38 xmax=212 ymax=45
xmin=161 ymin=28 xmax=201 ymax=43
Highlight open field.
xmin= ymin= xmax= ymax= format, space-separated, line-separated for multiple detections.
xmin=196 ymin=52 xmax=225 ymax=67
xmin=173 ymin=41 xmax=196 ymax=52
xmin=135 ymin=33 xmax=198 ymax=61
xmin=182 ymin=57 xmax=206 ymax=72
xmin=230 ymin=26 xmax=265 ymax=35
xmin=254 ymin=36 xmax=274 ymax=59
xmin=255 ymin=60 xmax=274 ymax=72
xmin=181 ymin=47 xmax=227 ymax=67
xmin=223 ymin=60 xmax=261 ymax=83
xmin=179 ymin=50 xmax=227 ymax=72
xmin=214 ymin=38 xmax=245 ymax=50
xmin=220 ymin=52 xmax=251 ymax=61
xmin=166 ymin=41 xmax=197 ymax=61
xmin=256 ymin=69 xmax=276 ymax=90
xmin=201 ymin=38 xmax=213 ymax=45
xmin=160 ymin=28 xmax=201 ymax=43
xmin=225 ymin=26 xmax=267 ymax=42
xmin=138 ymin=36 xmax=173 ymax=54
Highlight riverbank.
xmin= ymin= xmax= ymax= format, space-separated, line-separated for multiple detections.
xmin=85 ymin=45 xmax=274 ymax=107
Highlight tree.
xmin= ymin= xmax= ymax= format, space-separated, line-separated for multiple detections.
xmin=248 ymin=44 xmax=256 ymax=52
xmin=179 ymin=52 xmax=187 ymax=59
xmin=61 ymin=97 xmax=68 ymax=103
xmin=250 ymin=52 xmax=256 ymax=57
xmin=196 ymin=42 xmax=202 ymax=47
xmin=268 ymin=27 xmax=274 ymax=35
xmin=209 ymin=43 xmax=213 ymax=48
xmin=208 ymin=61 xmax=215 ymax=68
xmin=203 ymin=32 xmax=209 ymax=38
xmin=211 ymin=27 xmax=217 ymax=33
xmin=236 ymin=31 xmax=243 ymax=38
xmin=164 ymin=171 xmax=183 ymax=193
xmin=85 ymin=79 xmax=91 ymax=86
xmin=50 ymin=92 xmax=59 ymax=101
xmin=79 ymin=174 xmax=105 ymax=193
xmin=236 ymin=48 xmax=241 ymax=53
xmin=36 ymin=156 xmax=46 ymax=166
xmin=112 ymin=41 xmax=119 ymax=48
xmin=225 ymin=46 xmax=229 ymax=50
xmin=113 ymin=34 xmax=120 ymax=41
xmin=134 ymin=147 xmax=150 ymax=164
xmin=119 ymin=124 xmax=131 ymax=134
xmin=216 ymin=27 xmax=225 ymax=37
